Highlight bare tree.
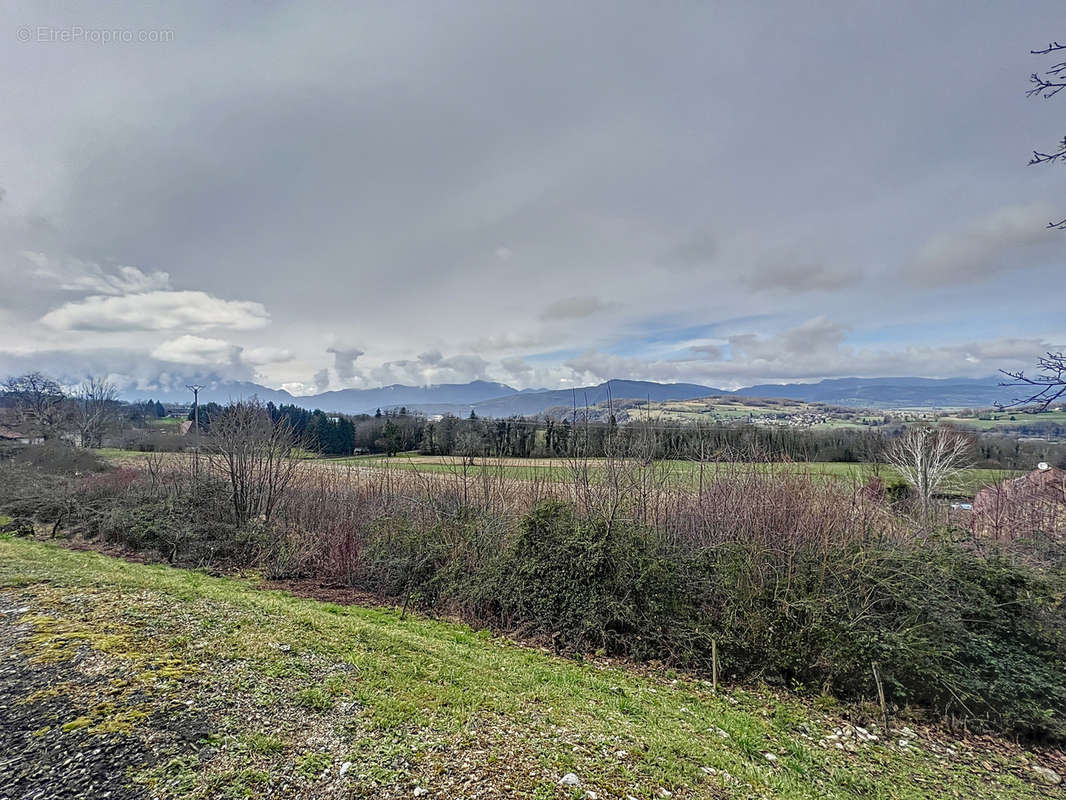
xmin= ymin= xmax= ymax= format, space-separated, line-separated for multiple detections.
xmin=885 ymin=426 xmax=972 ymax=522
xmin=2 ymin=372 xmax=70 ymax=440
xmin=1027 ymin=41 xmax=1066 ymax=228
xmin=208 ymin=399 xmax=304 ymax=528
xmin=74 ymin=377 xmax=119 ymax=448
xmin=998 ymin=352 xmax=1066 ymax=411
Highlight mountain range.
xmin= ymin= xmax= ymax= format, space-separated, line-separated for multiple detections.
xmin=120 ymin=375 xmax=1017 ymax=416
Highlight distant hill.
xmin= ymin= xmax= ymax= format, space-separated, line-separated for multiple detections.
xmin=461 ymin=377 xmax=1007 ymax=417
xmin=468 ymin=380 xmax=723 ymax=418
xmin=734 ymin=376 xmax=1007 ymax=409
xmin=119 ymin=375 xmax=1011 ymax=416
xmin=305 ymin=380 xmax=517 ymax=413
xmin=121 ymin=380 xmax=297 ymax=406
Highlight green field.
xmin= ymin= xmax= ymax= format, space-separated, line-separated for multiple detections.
xmin=1 ymin=536 xmax=1057 ymax=799
xmin=938 ymin=410 xmax=1066 ymax=431
xmin=145 ymin=417 xmax=186 ymax=429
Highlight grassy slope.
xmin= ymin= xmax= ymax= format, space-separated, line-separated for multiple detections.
xmin=0 ymin=536 xmax=1055 ymax=799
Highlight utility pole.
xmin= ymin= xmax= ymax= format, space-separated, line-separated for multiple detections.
xmin=186 ymin=384 xmax=202 ymax=476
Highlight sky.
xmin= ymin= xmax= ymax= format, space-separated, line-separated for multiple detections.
xmin=0 ymin=1 xmax=1063 ymax=395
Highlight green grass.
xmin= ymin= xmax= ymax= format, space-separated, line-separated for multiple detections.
xmin=146 ymin=417 xmax=185 ymax=429
xmin=0 ymin=536 xmax=1055 ymax=799
xmin=938 ymin=410 xmax=1066 ymax=431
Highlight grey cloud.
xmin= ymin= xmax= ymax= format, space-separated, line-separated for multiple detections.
xmin=767 ymin=316 xmax=848 ymax=357
xmin=244 ymin=346 xmax=293 ymax=365
xmin=565 ymin=330 xmax=1063 ymax=389
xmin=327 ymin=346 xmax=366 ymax=381
xmin=369 ymin=353 xmax=490 ymax=386
xmin=437 ymin=354 xmax=490 ymax=380
xmin=151 ymin=335 xmax=243 ymax=367
xmin=39 ymin=290 xmax=270 ymax=332
xmin=0 ymin=347 xmax=255 ymax=389
xmin=466 ymin=331 xmax=553 ymax=353
xmin=313 ymin=368 xmax=331 ymax=392
xmin=501 ymin=356 xmax=534 ymax=379
xmin=662 ymin=232 xmax=717 ymax=270
xmin=906 ymin=203 xmax=1059 ymax=286
xmin=720 ymin=316 xmax=851 ymax=371
xmin=690 ymin=344 xmax=723 ymax=359
xmin=739 ymin=260 xmax=862 ymax=293
xmin=540 ymin=296 xmax=611 ymax=321
xmin=22 ymin=251 xmax=171 ymax=295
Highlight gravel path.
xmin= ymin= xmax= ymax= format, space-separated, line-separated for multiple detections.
xmin=0 ymin=601 xmax=148 ymax=799
xmin=0 ymin=597 xmax=204 ymax=800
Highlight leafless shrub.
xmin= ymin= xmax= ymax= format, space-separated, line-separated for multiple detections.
xmin=206 ymin=399 xmax=306 ymax=528
xmin=972 ymin=468 xmax=1066 ymax=542
xmin=666 ymin=464 xmax=902 ymax=551
xmin=143 ymin=451 xmax=167 ymax=489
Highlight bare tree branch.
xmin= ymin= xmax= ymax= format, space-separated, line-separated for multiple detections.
xmin=1031 ymin=42 xmax=1066 ymax=55
xmin=1029 ymin=137 xmax=1066 ymax=166
xmin=2 ymin=372 xmax=71 ymax=440
xmin=998 ymin=352 xmax=1066 ymax=411
xmin=75 ymin=377 xmax=119 ymax=448
xmin=1028 ymin=41 xmax=1066 ymax=227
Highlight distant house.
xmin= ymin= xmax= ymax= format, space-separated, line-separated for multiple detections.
xmin=0 ymin=426 xmax=25 ymax=442
xmin=0 ymin=426 xmax=40 ymax=445
xmin=973 ymin=463 xmax=1066 ymax=538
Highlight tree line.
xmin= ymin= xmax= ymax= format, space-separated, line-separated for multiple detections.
xmin=182 ymin=402 xmax=1066 ymax=469
xmin=5 ymin=369 xmax=1065 ymax=470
